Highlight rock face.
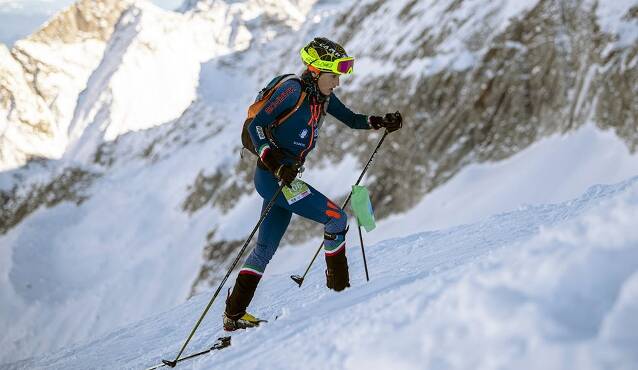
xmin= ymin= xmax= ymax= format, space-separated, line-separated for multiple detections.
xmin=0 ymin=0 xmax=132 ymax=171
xmin=0 ymin=44 xmax=55 ymax=165
xmin=0 ymin=164 xmax=98 ymax=235
xmin=28 ymin=0 xmax=132 ymax=44
xmin=307 ymin=0 xmax=638 ymax=221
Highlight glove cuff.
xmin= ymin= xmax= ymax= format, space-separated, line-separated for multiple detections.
xmin=258 ymin=144 xmax=271 ymax=161
xmin=259 ymin=144 xmax=283 ymax=174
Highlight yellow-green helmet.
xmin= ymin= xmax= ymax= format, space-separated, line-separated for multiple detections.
xmin=300 ymin=37 xmax=354 ymax=75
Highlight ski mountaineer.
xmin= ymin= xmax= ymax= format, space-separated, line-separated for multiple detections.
xmin=223 ymin=37 xmax=403 ymax=331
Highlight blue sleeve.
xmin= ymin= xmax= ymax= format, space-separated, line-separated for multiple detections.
xmin=248 ymin=79 xmax=302 ymax=158
xmin=326 ymin=94 xmax=371 ymax=130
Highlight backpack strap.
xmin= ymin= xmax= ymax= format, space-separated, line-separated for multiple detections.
xmin=271 ymin=76 xmax=330 ymax=128
xmin=273 ymin=89 xmax=306 ymax=127
xmin=261 ymin=77 xmax=305 ymax=156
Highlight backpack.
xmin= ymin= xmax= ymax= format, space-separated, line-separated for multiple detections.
xmin=241 ymin=74 xmax=307 ymax=156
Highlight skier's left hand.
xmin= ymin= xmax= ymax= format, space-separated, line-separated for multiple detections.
xmin=369 ymin=111 xmax=403 ymax=133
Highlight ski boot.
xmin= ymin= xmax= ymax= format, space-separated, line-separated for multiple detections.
xmin=325 ymin=248 xmax=350 ymax=291
xmin=224 ymin=272 xmax=265 ymax=331
xmin=324 ymin=228 xmax=350 ymax=291
xmin=223 ymin=312 xmax=266 ymax=331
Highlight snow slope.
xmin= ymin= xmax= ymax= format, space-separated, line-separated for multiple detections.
xmin=6 ymin=174 xmax=638 ymax=370
xmin=373 ymin=122 xmax=638 ymax=244
xmin=269 ymin=122 xmax=638 ymax=276
xmin=2 ymin=117 xmax=637 ymax=364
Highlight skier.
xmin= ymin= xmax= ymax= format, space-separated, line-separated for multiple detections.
xmin=223 ymin=37 xmax=403 ymax=331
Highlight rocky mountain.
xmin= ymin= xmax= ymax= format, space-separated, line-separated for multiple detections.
xmin=314 ymin=0 xmax=638 ymax=216
xmin=0 ymin=0 xmax=133 ymax=170
xmin=0 ymin=0 xmax=637 ymax=362
xmin=185 ymin=0 xmax=638 ymax=292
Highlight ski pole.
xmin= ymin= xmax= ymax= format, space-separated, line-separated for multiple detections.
xmin=163 ymin=183 xmax=285 ymax=368
xmin=290 ymin=130 xmax=388 ymax=287
xmin=357 ymin=223 xmax=370 ymax=281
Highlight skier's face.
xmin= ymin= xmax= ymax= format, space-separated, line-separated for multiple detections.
xmin=317 ymin=72 xmax=340 ymax=96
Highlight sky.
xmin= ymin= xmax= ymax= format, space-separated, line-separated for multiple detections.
xmin=0 ymin=0 xmax=185 ymax=45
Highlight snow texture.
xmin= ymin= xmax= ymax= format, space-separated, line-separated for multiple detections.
xmin=596 ymin=0 xmax=638 ymax=50
xmin=4 ymin=174 xmax=638 ymax=370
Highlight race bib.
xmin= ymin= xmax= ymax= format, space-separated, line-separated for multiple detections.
xmin=282 ymin=179 xmax=311 ymax=205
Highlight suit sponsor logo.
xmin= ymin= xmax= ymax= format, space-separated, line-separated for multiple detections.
xmin=256 ymin=126 xmax=266 ymax=140
xmin=299 ymin=128 xmax=308 ymax=139
xmin=294 ymin=141 xmax=306 ymax=147
xmin=265 ymin=86 xmax=295 ymax=114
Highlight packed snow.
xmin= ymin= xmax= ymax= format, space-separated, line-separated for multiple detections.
xmin=5 ymin=173 xmax=638 ymax=370
xmin=2 ymin=116 xmax=638 ymax=367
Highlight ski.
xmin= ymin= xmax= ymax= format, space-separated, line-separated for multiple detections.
xmin=146 ymin=336 xmax=231 ymax=370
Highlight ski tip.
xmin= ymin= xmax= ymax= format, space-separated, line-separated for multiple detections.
xmin=162 ymin=359 xmax=177 ymax=368
xmin=290 ymin=275 xmax=304 ymax=287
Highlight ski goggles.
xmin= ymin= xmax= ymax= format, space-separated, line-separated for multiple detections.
xmin=300 ymin=48 xmax=354 ymax=75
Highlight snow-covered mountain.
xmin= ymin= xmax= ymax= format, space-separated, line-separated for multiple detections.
xmin=0 ymin=0 xmax=133 ymax=169
xmin=1 ymin=0 xmax=638 ymax=366
xmin=0 ymin=0 xmax=335 ymax=360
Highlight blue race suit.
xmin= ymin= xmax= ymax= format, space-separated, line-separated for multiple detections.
xmin=239 ymin=77 xmax=371 ymax=277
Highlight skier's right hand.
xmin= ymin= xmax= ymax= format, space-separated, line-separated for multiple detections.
xmin=369 ymin=111 xmax=403 ymax=133
xmin=260 ymin=146 xmax=283 ymax=174
xmin=260 ymin=147 xmax=299 ymax=186
xmin=275 ymin=164 xmax=299 ymax=187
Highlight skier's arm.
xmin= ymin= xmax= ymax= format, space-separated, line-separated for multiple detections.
xmin=248 ymin=80 xmax=302 ymax=158
xmin=326 ymin=94 xmax=371 ymax=130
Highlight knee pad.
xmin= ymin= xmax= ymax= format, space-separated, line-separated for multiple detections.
xmin=324 ymin=226 xmax=348 ymax=257
xmin=324 ymin=225 xmax=349 ymax=241
xmin=325 ymin=208 xmax=348 ymax=235
xmin=324 ymin=203 xmax=348 ymax=256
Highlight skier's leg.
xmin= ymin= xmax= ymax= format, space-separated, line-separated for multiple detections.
xmin=287 ymin=190 xmax=350 ymax=291
xmin=252 ymin=166 xmax=350 ymax=291
xmin=224 ymin=169 xmax=293 ymax=330
xmin=322 ymin=200 xmax=350 ymax=291
xmin=241 ymin=200 xmax=293 ymax=277
xmin=225 ymin=200 xmax=291 ymax=326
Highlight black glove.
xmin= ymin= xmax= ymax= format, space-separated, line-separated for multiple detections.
xmin=369 ymin=111 xmax=403 ymax=133
xmin=260 ymin=148 xmax=299 ymax=187
xmin=275 ymin=164 xmax=299 ymax=187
